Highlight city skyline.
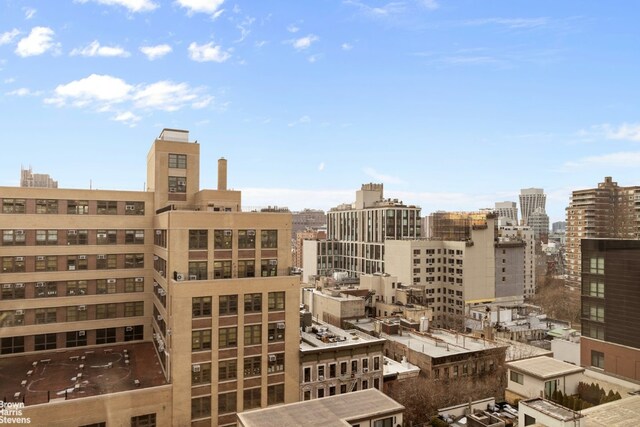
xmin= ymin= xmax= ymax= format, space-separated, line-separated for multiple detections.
xmin=2 ymin=1 xmax=640 ymax=222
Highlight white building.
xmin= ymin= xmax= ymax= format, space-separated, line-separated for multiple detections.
xmin=495 ymin=201 xmax=518 ymax=225
xmin=519 ymin=188 xmax=546 ymax=226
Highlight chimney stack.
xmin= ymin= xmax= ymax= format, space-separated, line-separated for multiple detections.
xmin=218 ymin=157 xmax=227 ymax=190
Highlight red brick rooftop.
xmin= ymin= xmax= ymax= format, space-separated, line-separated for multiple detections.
xmin=0 ymin=342 xmax=166 ymax=406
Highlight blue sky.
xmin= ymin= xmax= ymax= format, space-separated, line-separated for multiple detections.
xmin=1 ymin=0 xmax=640 ymax=222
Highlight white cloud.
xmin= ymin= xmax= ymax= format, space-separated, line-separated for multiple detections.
xmin=318 ymin=162 xmax=325 ymax=172
xmin=112 ymin=111 xmax=141 ymax=126
xmin=235 ymin=16 xmax=255 ymax=43
xmin=255 ymin=40 xmax=268 ymax=48
xmin=307 ymin=54 xmax=322 ymax=63
xmin=76 ymin=0 xmax=158 ymax=13
xmin=188 ymin=41 xmax=231 ymax=62
xmin=6 ymin=87 xmax=42 ymax=96
xmin=419 ymin=0 xmax=439 ymax=10
xmin=48 ymin=74 xmax=133 ymax=106
xmin=287 ymin=24 xmax=300 ymax=33
xmin=288 ymin=115 xmax=311 ymax=127
xmin=133 ymin=81 xmax=198 ymax=111
xmin=363 ymin=167 xmax=404 ymax=184
xmin=15 ymin=27 xmax=59 ymax=57
xmin=140 ymin=44 xmax=172 ymax=60
xmin=290 ymin=34 xmax=318 ymax=51
xmin=564 ymin=151 xmax=640 ymax=170
xmin=0 ymin=29 xmax=20 ymax=45
xmin=341 ymin=43 xmax=353 ymax=51
xmin=599 ymin=123 xmax=640 ymax=142
xmin=176 ymin=0 xmax=224 ymax=15
xmin=70 ymin=40 xmax=130 ymax=57
xmin=344 ymin=1 xmax=406 ymax=18
xmin=462 ymin=17 xmax=549 ymax=29
xmin=24 ymin=8 xmax=37 ymax=19
xmin=192 ymin=95 xmax=214 ymax=109
xmin=4 ymin=78 xmax=16 ymax=84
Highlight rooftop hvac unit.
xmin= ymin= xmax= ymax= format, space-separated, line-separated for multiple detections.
xmin=192 ymin=364 xmax=201 ymax=373
xmin=79 ymin=331 xmax=86 ymax=336
xmin=78 ymin=305 xmax=86 ymax=311
xmin=135 ymin=277 xmax=144 ymax=282
xmin=268 ymin=355 xmax=277 ymax=362
xmin=277 ymin=322 xmax=285 ymax=330
xmin=15 ymin=309 xmax=24 ymax=315
xmin=107 ymin=279 xmax=116 ymax=284
xmin=175 ymin=273 xmax=185 ymax=282
xmin=36 ymin=256 xmax=45 ymax=261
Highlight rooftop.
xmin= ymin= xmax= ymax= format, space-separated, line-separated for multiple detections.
xmin=0 ymin=342 xmax=166 ymax=406
xmin=507 ymin=356 xmax=584 ymax=379
xmin=382 ymin=356 xmax=420 ymax=378
xmin=381 ymin=329 xmax=506 ymax=359
xmin=237 ymin=388 xmax=404 ymax=427
xmin=300 ymin=321 xmax=385 ymax=352
xmin=520 ymin=398 xmax=582 ymax=422
xmin=582 ymin=395 xmax=640 ymax=426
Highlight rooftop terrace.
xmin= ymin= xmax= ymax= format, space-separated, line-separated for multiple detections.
xmin=300 ymin=321 xmax=385 ymax=352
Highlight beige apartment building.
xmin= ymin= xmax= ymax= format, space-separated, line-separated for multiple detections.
xmin=0 ymin=129 xmax=300 ymax=426
xmin=565 ymin=177 xmax=640 ymax=284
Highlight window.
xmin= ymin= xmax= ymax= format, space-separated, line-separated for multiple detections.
xmin=34 ymin=333 xmax=57 ymax=351
xmin=261 ymin=230 xmax=278 ymax=248
xmin=1 ymin=283 xmax=25 ymax=300
xmin=125 ymin=278 xmax=144 ymax=293
xmin=37 ymin=229 xmax=58 ymax=245
xmin=124 ymin=325 xmax=144 ymax=341
xmin=191 ymin=396 xmax=211 ymax=420
xmin=267 ymin=353 xmax=284 ymax=373
xmin=154 ymin=229 xmax=167 ymax=247
xmin=168 ymin=153 xmax=187 ymax=169
xmin=584 ymin=323 xmax=605 ymax=340
xmin=35 ymin=308 xmax=57 ymax=324
xmin=213 ymin=261 xmax=231 ymax=279
xmin=66 ymin=331 xmax=87 ymax=348
xmin=125 ymin=253 xmax=144 ymax=268
xmin=341 ymin=362 xmax=348 ymax=375
xmin=588 ymin=280 xmax=605 ymax=298
xmin=362 ymin=358 xmax=369 ymax=371
xmin=591 ymin=350 xmax=605 ymax=369
xmin=329 ymin=363 xmax=336 ymax=378
xmin=96 ymin=328 xmax=116 ymax=344
xmin=244 ymin=356 xmax=261 ymax=377
xmin=218 ymin=327 xmax=237 ymax=348
xmin=261 ymin=259 xmax=278 ymax=277
xmin=244 ymin=324 xmax=262 ymax=346
xmin=66 ymin=229 xmax=88 ymax=245
xmin=2 ymin=230 xmax=26 ymax=246
xmin=2 ymin=257 xmax=25 ymax=273
xmin=0 ymin=336 xmax=24 ymax=355
xmin=214 ymin=230 xmax=233 ymax=249
xmin=583 ymin=302 xmax=605 ymax=322
xmin=373 ymin=417 xmax=394 ymax=427
xmin=192 ymin=297 xmax=212 ymax=317
xmin=67 ymin=255 xmax=88 ymax=271
xmin=67 ymin=200 xmax=88 ymax=215
xmin=131 ymin=414 xmax=156 ymax=427
xmin=125 ymin=201 xmax=144 ymax=215
xmin=318 ymin=365 xmax=325 ymax=379
xmin=189 ymin=261 xmax=208 ymax=280
xmin=329 ymin=385 xmax=336 ymax=396
xmin=97 ymin=254 xmax=117 ymax=270
xmin=304 ymin=367 xmax=311 ymax=382
xmin=238 ymin=229 xmax=256 ymax=249
xmin=124 ymin=301 xmax=144 ymax=317
xmin=374 ymin=377 xmax=380 ymax=390
xmin=0 ymin=310 xmax=24 ymax=327
xmin=96 ymin=304 xmax=117 ymax=319
xmin=189 ymin=230 xmax=208 ymax=249
xmin=268 ymin=323 xmax=285 ymax=342
xmin=340 ymin=384 xmax=347 ymax=394
xmin=97 ymin=200 xmax=117 ymax=215
xmin=218 ymin=392 xmax=237 ymax=415
xmin=2 ymin=198 xmax=25 ymax=214
xmin=168 ymin=176 xmax=187 ymax=193
xmin=97 ymin=230 xmax=117 ymax=245
xmin=125 ymin=230 xmax=145 ymax=244
xmin=96 ymin=279 xmax=117 ymax=294
xmin=268 ymin=291 xmax=285 ymax=311
xmin=589 ymin=257 xmax=605 ymax=274
xmin=268 ymin=384 xmax=285 ymax=405
xmin=67 ymin=306 xmax=88 ymax=322
xmin=510 ymin=370 xmax=524 ymax=385
xmin=192 ymin=330 xmax=212 ymax=351
xmin=244 ymin=388 xmax=261 ymax=410
xmin=218 ymin=359 xmax=237 ymax=382
xmin=220 ymin=295 xmax=238 ymax=316
xmin=238 ymin=260 xmax=255 ymax=278
xmin=352 ymin=360 xmax=358 ymax=373
xmin=35 ymin=255 xmax=57 ymax=272
xmin=36 ymin=199 xmax=58 ymax=214
xmin=192 ymin=362 xmax=213 ymax=384
xmin=244 ymin=293 xmax=262 ymax=313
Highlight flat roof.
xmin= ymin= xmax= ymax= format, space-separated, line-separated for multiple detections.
xmin=0 ymin=342 xmax=166 ymax=406
xmin=520 ymin=398 xmax=582 ymax=422
xmin=300 ymin=321 xmax=385 ymax=352
xmin=383 ymin=356 xmax=420 ymax=377
xmin=507 ymin=356 xmax=584 ymax=379
xmin=381 ymin=329 xmax=506 ymax=359
xmin=582 ymin=395 xmax=640 ymax=426
xmin=237 ymin=388 xmax=404 ymax=427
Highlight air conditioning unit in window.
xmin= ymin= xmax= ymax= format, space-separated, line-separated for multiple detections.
xmin=78 ymin=255 xmax=86 ymax=260
xmin=97 ymin=255 xmax=106 ymax=260
xmin=155 ymin=230 xmax=162 ymax=235
xmin=68 ymin=230 xmax=77 ymax=235
xmin=247 ymin=230 xmax=256 ymax=236
xmin=15 ymin=283 xmax=24 ymax=288
xmin=79 ymin=330 xmax=86 ymax=336
xmin=192 ymin=364 xmax=201 ymax=373
xmin=269 ymin=260 xmax=278 ymax=266
xmin=107 ymin=279 xmax=116 ymax=284
xmin=15 ymin=309 xmax=24 ymax=315
xmin=36 ymin=256 xmax=45 ymax=261
xmin=318 ymin=375 xmax=324 ymax=381
xmin=78 ymin=305 xmax=86 ymax=311
xmin=224 ymin=230 xmax=232 ymax=236
xmin=135 ymin=277 xmax=144 ymax=282
xmin=177 ymin=180 xmax=186 ymax=186
xmin=189 ymin=275 xmax=197 ymax=280
xmin=169 ymin=187 xmax=176 ymax=193
xmin=2 ymin=284 xmax=11 ymax=289
xmin=268 ymin=354 xmax=277 ymax=362
xmin=15 ymin=257 xmax=24 ymax=262
xmin=125 ymin=327 xmax=133 ymax=332
xmin=153 ymin=256 xmax=159 ymax=261
xmin=126 ymin=205 xmax=135 ymax=211
xmin=363 ymin=368 xmax=369 ymax=373
xmin=15 ymin=230 xmax=24 ymax=235
xmin=277 ymin=322 xmax=285 ymax=330
xmin=97 ymin=233 xmax=107 ymax=239
xmin=36 ymin=282 xmax=45 ymax=287
xmin=175 ymin=273 xmax=185 ymax=282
